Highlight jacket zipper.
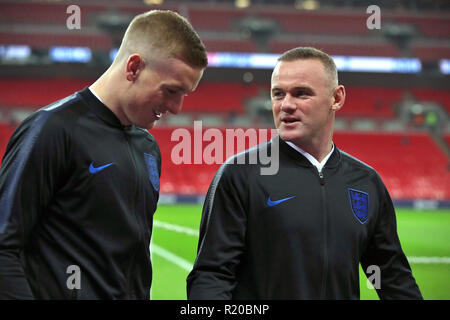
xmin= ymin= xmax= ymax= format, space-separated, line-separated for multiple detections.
xmin=124 ymin=130 xmax=144 ymax=299
xmin=318 ymin=169 xmax=328 ymax=299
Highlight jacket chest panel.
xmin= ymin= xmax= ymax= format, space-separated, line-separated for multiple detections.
xmin=53 ymin=125 xmax=158 ymax=239
xmin=71 ymin=135 xmax=150 ymax=199
xmin=248 ymin=167 xmax=371 ymax=250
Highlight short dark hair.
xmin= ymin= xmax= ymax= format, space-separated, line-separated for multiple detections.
xmin=278 ymin=47 xmax=338 ymax=86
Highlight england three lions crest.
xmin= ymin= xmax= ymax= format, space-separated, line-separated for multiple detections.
xmin=348 ymin=188 xmax=369 ymax=224
xmin=144 ymin=153 xmax=160 ymax=192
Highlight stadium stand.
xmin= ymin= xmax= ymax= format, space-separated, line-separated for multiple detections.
xmin=269 ymin=40 xmax=402 ymax=57
xmin=411 ymin=89 xmax=450 ymax=113
xmin=445 ymin=134 xmax=450 ymax=147
xmin=0 ymin=122 xmax=14 ymax=159
xmin=149 ymin=128 xmax=450 ymax=201
xmin=340 ymin=86 xmax=401 ymax=118
xmin=393 ymin=15 xmax=450 ymax=38
xmin=333 ymin=131 xmax=449 ymax=200
xmin=0 ymin=78 xmax=92 ymax=108
xmin=0 ymin=123 xmax=447 ymax=201
xmin=1 ymin=1 xmax=449 ymax=56
xmin=202 ymin=39 xmax=258 ymax=53
xmin=3 ymin=79 xmax=447 ymax=119
xmin=0 ymin=0 xmax=448 ymax=206
xmin=411 ymin=44 xmax=450 ymax=63
xmin=0 ymin=31 xmax=112 ymax=49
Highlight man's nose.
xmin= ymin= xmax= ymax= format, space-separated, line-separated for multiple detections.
xmin=167 ymin=96 xmax=184 ymax=115
xmin=280 ymin=94 xmax=296 ymax=113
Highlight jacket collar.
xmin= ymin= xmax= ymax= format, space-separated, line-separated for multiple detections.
xmin=78 ymin=87 xmax=128 ymax=129
xmin=278 ymin=136 xmax=341 ymax=169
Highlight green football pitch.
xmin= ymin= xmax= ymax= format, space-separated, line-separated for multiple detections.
xmin=150 ymin=204 xmax=450 ymax=300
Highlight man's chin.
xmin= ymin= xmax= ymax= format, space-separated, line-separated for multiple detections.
xmin=136 ymin=120 xmax=156 ymax=130
xmin=279 ymin=129 xmax=302 ymax=143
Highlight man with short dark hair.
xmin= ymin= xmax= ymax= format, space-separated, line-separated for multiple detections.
xmin=0 ymin=10 xmax=207 ymax=299
xmin=187 ymin=47 xmax=422 ymax=300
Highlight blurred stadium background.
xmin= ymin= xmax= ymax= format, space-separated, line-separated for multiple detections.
xmin=0 ymin=0 xmax=448 ymax=300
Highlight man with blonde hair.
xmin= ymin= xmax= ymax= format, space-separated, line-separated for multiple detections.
xmin=0 ymin=10 xmax=207 ymax=299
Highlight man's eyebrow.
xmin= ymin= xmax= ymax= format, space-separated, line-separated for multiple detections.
xmin=165 ymin=84 xmax=190 ymax=93
xmin=271 ymin=86 xmax=283 ymax=92
xmin=271 ymin=85 xmax=313 ymax=92
xmin=292 ymin=85 xmax=313 ymax=91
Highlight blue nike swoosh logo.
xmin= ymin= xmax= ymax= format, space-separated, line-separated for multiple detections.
xmin=267 ymin=196 xmax=296 ymax=207
xmin=89 ymin=162 xmax=114 ymax=174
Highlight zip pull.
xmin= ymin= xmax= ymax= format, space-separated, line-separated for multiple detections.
xmin=318 ymin=170 xmax=325 ymax=185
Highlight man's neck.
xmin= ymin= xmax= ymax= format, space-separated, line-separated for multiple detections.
xmin=89 ymin=70 xmax=131 ymax=126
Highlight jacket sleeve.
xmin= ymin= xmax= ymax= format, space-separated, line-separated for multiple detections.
xmin=0 ymin=112 xmax=69 ymax=299
xmin=360 ymin=175 xmax=423 ymax=300
xmin=186 ymin=163 xmax=248 ymax=300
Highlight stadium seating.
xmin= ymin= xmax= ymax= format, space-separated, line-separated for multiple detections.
xmin=411 ymin=88 xmax=450 ymax=113
xmin=0 ymin=78 xmax=92 ymax=108
xmin=148 ymin=128 xmax=449 ymax=200
xmin=2 ymin=79 xmax=449 ymax=120
xmin=0 ymin=1 xmax=448 ymax=204
xmin=334 ymin=132 xmax=449 ymax=200
xmin=183 ymin=82 xmax=262 ymax=113
xmin=269 ymin=40 xmax=401 ymax=57
xmin=2 ymin=1 xmax=449 ymax=59
xmin=187 ymin=7 xmax=247 ymax=31
xmin=151 ymin=126 xmax=272 ymax=195
xmin=259 ymin=11 xmax=370 ymax=35
xmin=0 ymin=123 xmax=447 ymax=200
xmin=0 ymin=122 xmax=14 ymax=159
xmin=339 ymin=86 xmax=402 ymax=118
xmin=0 ymin=32 xmax=112 ymax=49
xmin=202 ymin=39 xmax=258 ymax=53
xmin=0 ymin=2 xmax=88 ymax=25
xmin=411 ymin=44 xmax=450 ymax=62
xmin=393 ymin=15 xmax=450 ymax=38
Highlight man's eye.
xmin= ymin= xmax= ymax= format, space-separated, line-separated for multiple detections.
xmin=272 ymin=92 xmax=284 ymax=98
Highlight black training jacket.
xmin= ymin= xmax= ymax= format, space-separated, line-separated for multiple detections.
xmin=187 ymin=136 xmax=422 ymax=300
xmin=0 ymin=88 xmax=161 ymax=299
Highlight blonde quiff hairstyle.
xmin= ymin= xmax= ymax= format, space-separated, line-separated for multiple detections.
xmin=114 ymin=10 xmax=208 ymax=68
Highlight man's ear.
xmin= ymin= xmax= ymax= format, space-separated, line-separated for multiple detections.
xmin=125 ymin=54 xmax=145 ymax=82
xmin=331 ymin=85 xmax=345 ymax=112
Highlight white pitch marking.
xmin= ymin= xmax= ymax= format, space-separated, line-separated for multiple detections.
xmin=154 ymin=220 xmax=199 ymax=237
xmin=151 ymin=243 xmax=193 ymax=271
xmin=407 ymin=256 xmax=450 ymax=264
xmin=153 ymin=221 xmax=450 ymax=265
